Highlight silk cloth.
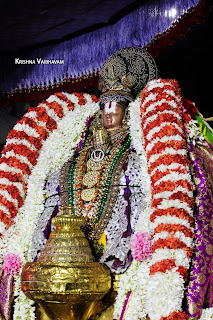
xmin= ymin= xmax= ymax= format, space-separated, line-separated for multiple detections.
xmin=0 ymin=0 xmax=200 ymax=94
xmin=0 ymin=270 xmax=14 ymax=320
xmin=186 ymin=140 xmax=213 ymax=319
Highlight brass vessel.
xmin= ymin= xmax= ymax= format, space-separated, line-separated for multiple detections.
xmin=21 ymin=209 xmax=111 ymax=320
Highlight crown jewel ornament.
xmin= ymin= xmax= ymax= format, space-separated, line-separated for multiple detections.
xmin=99 ymin=47 xmax=158 ymax=106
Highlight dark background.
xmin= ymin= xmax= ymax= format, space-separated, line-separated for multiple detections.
xmin=155 ymin=7 xmax=213 ymax=118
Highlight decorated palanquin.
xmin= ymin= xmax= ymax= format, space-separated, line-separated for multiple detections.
xmin=0 ymin=47 xmax=213 ymax=320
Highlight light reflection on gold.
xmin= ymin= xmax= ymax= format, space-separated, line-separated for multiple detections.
xmin=21 ymin=211 xmax=111 ymax=320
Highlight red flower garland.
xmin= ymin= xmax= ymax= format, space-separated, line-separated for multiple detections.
xmin=0 ymin=170 xmax=25 ymax=185
xmin=149 ymin=154 xmax=191 ymax=173
xmin=0 ymin=210 xmax=13 ymax=229
xmin=151 ymin=167 xmax=188 ymax=184
xmin=146 ymin=140 xmax=187 ymax=161
xmin=0 ymin=184 xmax=23 ymax=207
xmin=150 ymin=208 xmax=194 ymax=225
xmin=150 ymin=259 xmax=177 ymax=274
xmin=152 ymin=238 xmax=193 ymax=259
xmin=140 ymin=79 xmax=195 ymax=319
xmin=0 ymin=92 xmax=99 ymax=230
xmin=2 ymin=144 xmax=39 ymax=166
xmin=18 ymin=116 xmax=49 ymax=140
xmin=0 ymin=157 xmax=31 ymax=176
xmin=45 ymin=101 xmax=64 ymax=118
xmin=154 ymin=223 xmax=194 ymax=239
xmin=160 ymin=311 xmax=189 ymax=320
xmin=7 ymin=130 xmax=43 ymax=150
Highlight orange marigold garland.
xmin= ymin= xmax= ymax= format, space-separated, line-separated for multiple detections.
xmin=140 ymin=79 xmax=194 ymax=320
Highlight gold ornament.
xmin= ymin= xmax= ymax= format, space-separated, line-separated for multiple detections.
xmin=83 ymin=171 xmax=99 ymax=188
xmin=21 ymin=210 xmax=111 ymax=320
xmin=87 ymin=158 xmax=102 ymax=171
xmin=81 ymin=188 xmax=96 ymax=202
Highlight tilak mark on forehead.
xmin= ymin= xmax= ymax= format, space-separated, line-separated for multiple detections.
xmin=104 ymin=101 xmax=117 ymax=114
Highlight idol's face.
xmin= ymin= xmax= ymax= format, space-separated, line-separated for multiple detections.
xmin=102 ymin=102 xmax=125 ymax=130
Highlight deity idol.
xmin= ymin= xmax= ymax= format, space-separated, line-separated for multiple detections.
xmin=0 ymin=47 xmax=213 ymax=320
xmin=59 ymin=47 xmax=158 ymax=273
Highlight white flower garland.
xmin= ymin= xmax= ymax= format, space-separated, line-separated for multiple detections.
xmin=200 ymin=308 xmax=213 ymax=320
xmin=128 ymin=97 xmax=152 ymax=227
xmin=114 ymin=260 xmax=150 ymax=320
xmin=113 ymin=97 xmax=152 ymax=320
xmin=1 ymin=93 xmax=99 ymax=320
xmin=146 ymin=270 xmax=185 ymax=319
xmin=186 ymin=118 xmax=205 ymax=145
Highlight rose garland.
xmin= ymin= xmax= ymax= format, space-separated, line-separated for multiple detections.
xmin=0 ymin=93 xmax=99 ymax=319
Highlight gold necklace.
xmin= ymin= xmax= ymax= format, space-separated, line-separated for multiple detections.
xmin=73 ymin=133 xmax=127 ymax=222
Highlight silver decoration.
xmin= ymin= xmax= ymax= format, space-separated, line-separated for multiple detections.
xmin=91 ymin=149 xmax=105 ymax=162
xmin=31 ymin=170 xmax=61 ymax=259
xmin=100 ymin=147 xmax=149 ymax=273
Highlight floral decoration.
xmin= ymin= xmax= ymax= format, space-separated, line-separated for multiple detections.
xmin=0 ymin=80 xmax=207 ymax=320
xmin=113 ymin=260 xmax=150 ymax=320
xmin=160 ymin=311 xmax=189 ymax=319
xmin=131 ymin=232 xmax=152 ymax=261
xmin=2 ymin=253 xmax=22 ymax=276
xmin=139 ymin=79 xmax=195 ymax=320
xmin=0 ymin=92 xmax=99 ymax=319
xmin=199 ymin=307 xmax=213 ymax=320
xmin=113 ymin=80 xmax=198 ymax=320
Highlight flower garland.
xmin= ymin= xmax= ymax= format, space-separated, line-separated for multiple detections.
xmin=114 ymin=80 xmax=196 ymax=320
xmin=0 ymin=92 xmax=99 ymax=319
xmin=114 ymin=260 xmax=150 ymax=320
xmin=0 ymin=81 xmax=207 ymax=319
xmin=0 ymin=92 xmax=98 ymax=237
xmin=127 ymin=97 xmax=152 ymax=238
xmin=199 ymin=308 xmax=213 ymax=320
xmin=113 ymin=97 xmax=152 ymax=320
xmin=140 ymin=79 xmax=195 ymax=320
xmin=114 ymin=82 xmax=212 ymax=320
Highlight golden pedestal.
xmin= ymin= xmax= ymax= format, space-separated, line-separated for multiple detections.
xmin=21 ymin=213 xmax=111 ymax=320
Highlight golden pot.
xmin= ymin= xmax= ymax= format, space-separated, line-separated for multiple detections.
xmin=21 ymin=213 xmax=111 ymax=320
